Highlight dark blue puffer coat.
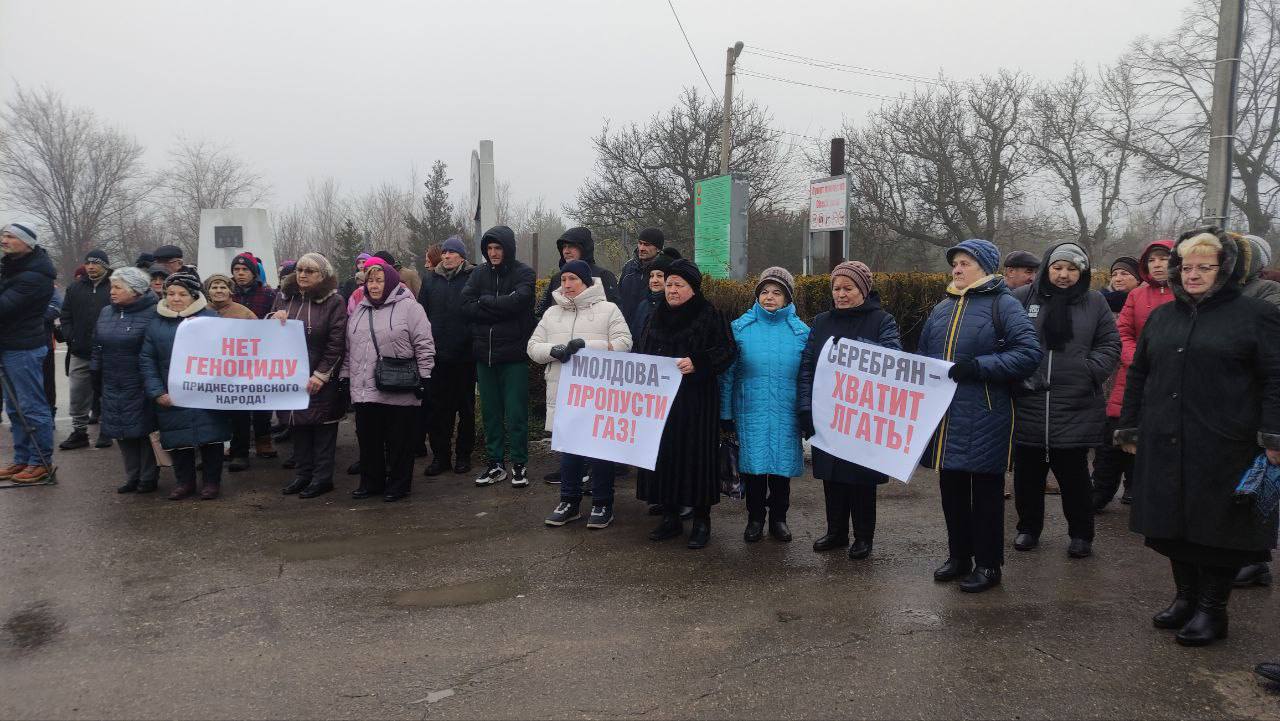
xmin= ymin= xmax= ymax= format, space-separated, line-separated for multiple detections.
xmin=139 ymin=295 xmax=232 ymax=450
xmin=917 ymin=275 xmax=1042 ymax=475
xmin=92 ymin=290 xmax=159 ymax=440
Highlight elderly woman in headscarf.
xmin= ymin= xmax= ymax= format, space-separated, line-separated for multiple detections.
xmin=139 ymin=271 xmax=231 ymax=500
xmin=342 ymin=258 xmax=435 ymax=502
xmin=634 ymin=258 xmax=737 ymax=549
xmin=1117 ymin=226 xmax=1280 ymax=647
xmin=92 ymin=266 xmax=160 ymax=493
xmin=268 ymin=252 xmax=349 ymax=499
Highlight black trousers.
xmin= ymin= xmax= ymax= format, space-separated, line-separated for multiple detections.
xmin=1091 ymin=417 xmax=1133 ymax=503
xmin=229 ymin=410 xmax=271 ymax=457
xmin=427 ymin=361 xmax=475 ymax=465
xmin=292 ymin=423 xmax=339 ymax=489
xmin=742 ymin=474 xmax=791 ymax=523
xmin=939 ymin=470 xmax=1005 ymax=568
xmin=822 ymin=481 xmax=877 ymax=541
xmin=1013 ymin=445 xmax=1095 ymax=542
xmin=171 ymin=444 xmax=224 ymax=489
xmin=355 ymin=403 xmax=417 ymax=496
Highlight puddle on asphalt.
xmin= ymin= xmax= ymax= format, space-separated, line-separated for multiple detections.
xmin=3 ymin=601 xmax=64 ymax=650
xmin=265 ymin=525 xmax=491 ymax=562
xmin=390 ymin=574 xmax=526 ymax=608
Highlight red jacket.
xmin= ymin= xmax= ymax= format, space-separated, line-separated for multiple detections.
xmin=1106 ymin=239 xmax=1175 ymax=417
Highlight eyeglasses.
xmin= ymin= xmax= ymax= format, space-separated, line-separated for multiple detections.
xmin=1180 ymin=264 xmax=1219 ymax=274
xmin=296 ymin=267 xmax=320 ymax=275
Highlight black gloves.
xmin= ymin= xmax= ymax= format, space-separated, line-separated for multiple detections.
xmin=798 ymin=411 xmax=816 ymax=440
xmin=947 ymin=359 xmax=980 ymax=382
xmin=566 ymin=338 xmax=586 ymax=355
xmin=549 ymin=344 xmax=570 ymax=363
xmin=337 ymin=377 xmax=351 ymax=397
xmin=414 ymin=377 xmax=431 ymax=400
xmin=719 ymin=418 xmax=736 ymax=434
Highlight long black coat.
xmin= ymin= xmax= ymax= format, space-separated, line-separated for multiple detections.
xmin=635 ymin=294 xmax=737 ymax=508
xmin=1118 ymin=231 xmax=1280 ymax=553
xmin=271 ymin=273 xmax=348 ymax=426
xmin=797 ymin=293 xmax=902 ymax=485
xmin=91 ymin=290 xmax=159 ymax=439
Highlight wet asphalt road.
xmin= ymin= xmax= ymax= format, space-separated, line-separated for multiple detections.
xmin=2 ymin=380 xmax=1280 ymax=719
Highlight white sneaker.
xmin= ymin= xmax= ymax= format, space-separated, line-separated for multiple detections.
xmin=475 ymin=462 xmax=507 ymax=486
xmin=511 ymin=463 xmax=529 ymax=488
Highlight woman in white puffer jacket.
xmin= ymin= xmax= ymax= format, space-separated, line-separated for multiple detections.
xmin=528 ymin=260 xmax=631 ymax=530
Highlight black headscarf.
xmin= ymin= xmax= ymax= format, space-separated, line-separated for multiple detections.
xmin=1040 ymin=276 xmax=1089 ymax=351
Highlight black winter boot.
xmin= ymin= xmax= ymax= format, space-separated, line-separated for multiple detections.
xmin=1176 ymin=566 xmax=1234 ymax=647
xmin=687 ymin=517 xmax=711 ymax=549
xmin=1153 ymin=560 xmax=1199 ymax=629
xmin=649 ymin=513 xmax=682 ymax=541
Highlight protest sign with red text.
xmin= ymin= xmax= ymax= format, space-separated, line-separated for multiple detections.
xmin=810 ymin=337 xmax=956 ymax=482
xmin=551 ymin=349 xmax=682 ymax=470
xmin=167 ymin=316 xmax=311 ymax=410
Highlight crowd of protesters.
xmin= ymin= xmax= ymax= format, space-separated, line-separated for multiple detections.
xmin=1 ymin=218 xmax=1279 ymax=667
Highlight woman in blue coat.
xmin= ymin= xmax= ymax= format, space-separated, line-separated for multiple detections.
xmin=797 ymin=261 xmax=902 ymax=560
xmin=140 ymin=271 xmax=232 ymax=500
xmin=719 ymin=267 xmax=810 ymax=544
xmin=92 ymin=267 xmax=160 ymax=493
xmin=917 ymin=239 xmax=1042 ymax=593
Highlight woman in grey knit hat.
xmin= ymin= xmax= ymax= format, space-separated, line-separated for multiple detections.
xmin=719 ymin=267 xmax=810 ymax=543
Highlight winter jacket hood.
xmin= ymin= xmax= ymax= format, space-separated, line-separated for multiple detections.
xmin=0 ymin=245 xmax=57 ymax=351
xmin=480 ymin=225 xmax=518 ymax=268
xmin=1137 ymin=239 xmax=1175 ymax=285
xmin=1168 ymin=226 xmax=1242 ymax=307
xmin=556 ymin=227 xmax=599 ymax=266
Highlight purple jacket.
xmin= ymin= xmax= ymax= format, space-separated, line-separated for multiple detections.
xmin=341 ymin=283 xmax=435 ymax=406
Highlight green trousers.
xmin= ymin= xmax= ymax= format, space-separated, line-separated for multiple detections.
xmin=475 ymin=361 xmax=529 ymax=465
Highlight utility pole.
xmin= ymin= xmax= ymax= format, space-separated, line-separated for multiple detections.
xmin=829 ymin=138 xmax=846 ymax=271
xmin=1202 ymin=0 xmax=1246 ymax=227
xmin=531 ymin=231 xmax=539 ymax=275
xmin=719 ymin=41 xmax=745 ymax=176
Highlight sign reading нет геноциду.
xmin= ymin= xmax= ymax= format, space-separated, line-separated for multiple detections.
xmin=550 ymin=349 xmax=683 ymax=471
xmin=166 ymin=316 xmax=311 ymax=410
xmin=809 ymin=337 xmax=956 ymax=482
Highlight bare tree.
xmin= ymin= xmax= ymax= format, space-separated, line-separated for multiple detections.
xmin=1106 ymin=0 xmax=1280 ymax=235
xmin=355 ymin=181 xmax=412 ymax=258
xmin=0 ymin=86 xmax=150 ymax=277
xmin=1025 ymin=65 xmax=1135 ymax=259
xmin=566 ymin=87 xmax=795 ymax=253
xmin=272 ymin=204 xmax=309 ymax=264
xmin=158 ymin=137 xmax=268 ymax=254
xmin=302 ymin=177 xmax=349 ymax=258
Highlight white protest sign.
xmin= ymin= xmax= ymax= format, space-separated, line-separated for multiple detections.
xmin=550 ymin=349 xmax=683 ymax=470
xmin=810 ymin=337 xmax=957 ymax=482
xmin=167 ymin=316 xmax=311 ymax=410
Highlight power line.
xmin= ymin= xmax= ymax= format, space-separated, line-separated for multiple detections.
xmin=744 ymin=47 xmax=948 ymax=87
xmin=665 ymin=0 xmax=716 ymax=95
xmin=738 ymin=69 xmax=900 ymax=101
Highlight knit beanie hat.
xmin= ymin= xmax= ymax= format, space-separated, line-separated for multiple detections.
xmin=1047 ymin=242 xmax=1089 ymax=273
xmin=560 ymin=259 xmax=595 ymax=287
xmin=3 ymin=223 xmax=37 ymax=246
xmin=648 ymin=247 xmax=680 ymax=276
xmin=946 ymin=239 xmax=1002 ymax=276
xmin=164 ymin=270 xmax=203 ymax=297
xmin=356 ymin=252 xmax=371 ymax=266
xmin=638 ymin=227 xmax=665 ymax=249
xmin=203 ymin=273 xmax=234 ymax=296
xmin=1109 ymin=256 xmax=1140 ymax=278
xmin=441 ymin=235 xmax=468 ymax=259
xmin=372 ymin=250 xmax=400 ymax=270
xmin=134 ymin=252 xmax=155 ymax=269
xmin=665 ymin=258 xmax=703 ymax=293
xmin=832 ymin=260 xmax=873 ymax=299
xmin=755 ymin=266 xmax=795 ymax=303
xmin=1002 ymin=250 xmax=1040 ymax=270
xmin=1245 ymin=235 xmax=1273 ymax=268
xmin=110 ymin=266 xmax=151 ymax=296
xmin=84 ymin=249 xmax=109 ymax=267
xmin=147 ymin=263 xmax=169 ymax=280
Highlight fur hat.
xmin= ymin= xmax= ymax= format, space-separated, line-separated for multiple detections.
xmin=665 ymin=258 xmax=703 ymax=293
xmin=755 ymin=266 xmax=795 ymax=303
xmin=832 ymin=260 xmax=873 ymax=299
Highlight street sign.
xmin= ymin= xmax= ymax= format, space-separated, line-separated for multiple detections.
xmin=809 ymin=175 xmax=849 ymax=231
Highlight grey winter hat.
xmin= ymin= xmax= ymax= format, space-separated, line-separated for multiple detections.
xmin=755 ymin=266 xmax=795 ymax=303
xmin=1048 ymin=243 xmax=1089 ymax=273
xmin=110 ymin=266 xmax=151 ymax=296
xmin=2 ymin=223 xmax=36 ymax=246
xmin=1245 ymin=235 xmax=1273 ymax=268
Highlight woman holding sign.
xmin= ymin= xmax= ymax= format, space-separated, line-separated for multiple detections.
xmin=269 ymin=252 xmax=348 ymax=499
xmin=342 ymin=258 xmax=435 ymax=502
xmin=796 ymin=261 xmax=901 ymax=559
xmin=635 ymin=259 xmax=737 ymax=549
xmin=528 ymin=259 xmax=632 ymax=529
xmin=918 ymin=239 xmax=1042 ymax=593
xmin=720 ymin=267 xmax=810 ymax=544
xmin=139 ymin=271 xmax=232 ymax=500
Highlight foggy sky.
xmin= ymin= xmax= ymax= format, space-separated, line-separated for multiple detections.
xmin=1 ymin=0 xmax=1184 ymax=219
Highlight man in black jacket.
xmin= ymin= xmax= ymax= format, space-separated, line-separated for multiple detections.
xmin=0 ymin=223 xmax=58 ymax=483
xmin=535 ymin=227 xmax=619 ymax=317
xmin=419 ymin=235 xmax=477 ymax=477
xmin=58 ymin=249 xmax=114 ymax=450
xmin=461 ymin=226 xmax=535 ymax=488
xmin=617 ymin=227 xmax=664 ymax=337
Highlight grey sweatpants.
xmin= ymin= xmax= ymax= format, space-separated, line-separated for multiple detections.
xmin=68 ymin=355 xmax=93 ymax=432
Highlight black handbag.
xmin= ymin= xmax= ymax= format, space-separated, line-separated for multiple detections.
xmin=367 ymin=309 xmax=418 ymax=393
